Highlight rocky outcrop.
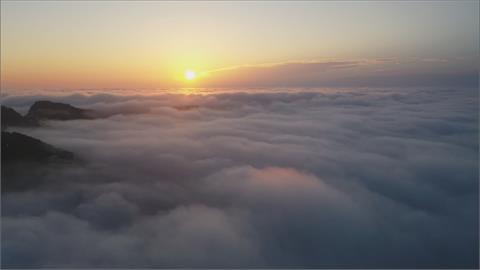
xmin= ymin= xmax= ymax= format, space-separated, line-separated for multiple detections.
xmin=2 ymin=100 xmax=93 ymax=129
xmin=1 ymin=106 xmax=39 ymax=128
xmin=1 ymin=131 xmax=74 ymax=163
xmin=26 ymin=100 xmax=93 ymax=120
xmin=1 ymin=131 xmax=75 ymax=192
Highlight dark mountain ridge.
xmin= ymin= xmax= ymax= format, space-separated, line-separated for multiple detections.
xmin=1 ymin=131 xmax=74 ymax=163
xmin=2 ymin=100 xmax=95 ymax=128
xmin=1 ymin=101 xmax=83 ymax=192
xmin=1 ymin=131 xmax=75 ymax=192
xmin=1 ymin=106 xmax=39 ymax=128
xmin=26 ymin=100 xmax=94 ymax=120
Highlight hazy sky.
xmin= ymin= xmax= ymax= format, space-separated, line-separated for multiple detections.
xmin=1 ymin=1 xmax=478 ymax=90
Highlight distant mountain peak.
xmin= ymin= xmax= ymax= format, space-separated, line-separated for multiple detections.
xmin=1 ymin=131 xmax=74 ymax=164
xmin=26 ymin=100 xmax=93 ymax=120
xmin=1 ymin=105 xmax=39 ymax=128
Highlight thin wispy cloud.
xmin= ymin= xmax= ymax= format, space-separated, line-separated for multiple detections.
xmin=199 ymin=58 xmax=478 ymax=88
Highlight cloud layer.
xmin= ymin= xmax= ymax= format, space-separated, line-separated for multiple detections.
xmin=1 ymin=87 xmax=478 ymax=268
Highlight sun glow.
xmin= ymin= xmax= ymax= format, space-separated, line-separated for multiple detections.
xmin=184 ymin=70 xmax=196 ymax=81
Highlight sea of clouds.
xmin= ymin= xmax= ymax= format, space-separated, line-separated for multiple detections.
xmin=1 ymin=87 xmax=478 ymax=268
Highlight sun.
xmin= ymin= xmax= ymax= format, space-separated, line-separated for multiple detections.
xmin=184 ymin=69 xmax=196 ymax=81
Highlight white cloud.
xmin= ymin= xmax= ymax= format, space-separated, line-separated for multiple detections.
xmin=2 ymin=87 xmax=478 ymax=268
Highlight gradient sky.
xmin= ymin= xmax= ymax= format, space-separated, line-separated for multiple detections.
xmin=1 ymin=1 xmax=478 ymax=90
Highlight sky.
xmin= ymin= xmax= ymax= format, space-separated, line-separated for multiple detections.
xmin=1 ymin=1 xmax=479 ymax=90
xmin=1 ymin=2 xmax=479 ymax=267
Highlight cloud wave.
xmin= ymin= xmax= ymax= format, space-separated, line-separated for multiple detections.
xmin=1 ymin=87 xmax=478 ymax=268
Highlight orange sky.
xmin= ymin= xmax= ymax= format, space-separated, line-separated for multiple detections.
xmin=1 ymin=1 xmax=478 ymax=91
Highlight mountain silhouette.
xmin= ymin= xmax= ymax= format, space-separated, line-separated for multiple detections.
xmin=1 ymin=106 xmax=39 ymax=128
xmin=1 ymin=131 xmax=75 ymax=192
xmin=26 ymin=100 xmax=94 ymax=120
xmin=2 ymin=131 xmax=74 ymax=164
xmin=1 ymin=101 xmax=96 ymax=129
